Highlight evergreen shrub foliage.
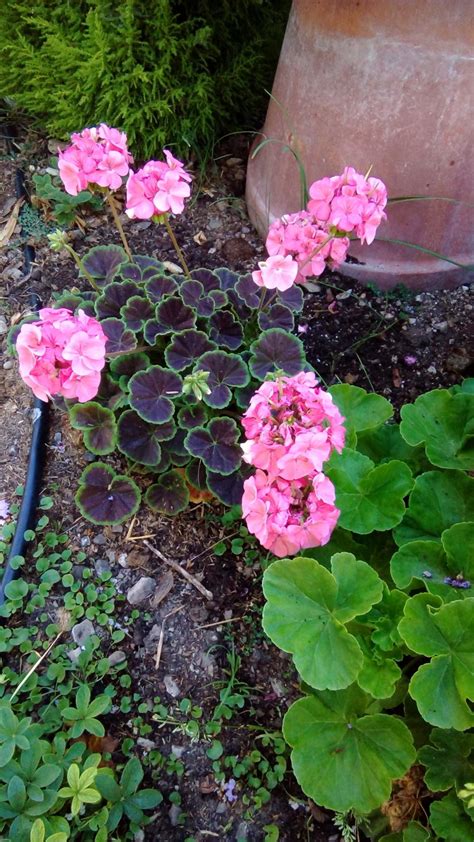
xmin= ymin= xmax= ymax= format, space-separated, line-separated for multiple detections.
xmin=0 ymin=0 xmax=290 ymax=158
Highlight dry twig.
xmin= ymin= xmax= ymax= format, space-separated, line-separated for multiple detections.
xmin=143 ymin=540 xmax=213 ymax=601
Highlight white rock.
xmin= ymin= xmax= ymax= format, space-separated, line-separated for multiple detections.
xmin=127 ymin=577 xmax=156 ymax=605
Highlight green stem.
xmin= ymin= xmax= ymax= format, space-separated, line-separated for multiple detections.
xmin=298 ymin=233 xmax=335 ymax=272
xmin=65 ymin=244 xmax=99 ymax=293
xmin=106 ymin=189 xmax=132 ymax=260
xmin=162 ymin=214 xmax=191 ymax=278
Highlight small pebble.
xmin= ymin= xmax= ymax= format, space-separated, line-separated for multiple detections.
xmin=171 ymin=745 xmax=185 ymax=758
xmin=94 ymin=558 xmax=110 ymax=576
xmin=93 ymin=533 xmax=107 ymax=546
xmin=3 ymin=360 xmax=13 ymax=370
xmin=427 ymin=365 xmax=437 ymax=374
xmin=107 ymin=650 xmax=127 ymax=667
xmin=137 ymin=737 xmax=156 ymax=751
xmin=80 ymin=536 xmax=90 ymax=547
xmin=71 ymin=619 xmax=95 ymax=646
xmin=118 ymin=552 xmax=128 ymax=568
xmin=67 ymin=646 xmax=82 ymax=663
xmin=169 ymin=804 xmax=181 ymax=827
xmin=164 ymin=675 xmax=180 ymax=698
xmin=127 ymin=576 xmax=156 ymax=605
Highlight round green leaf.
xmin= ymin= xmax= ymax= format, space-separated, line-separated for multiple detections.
xmin=442 ymin=522 xmax=474 ymax=573
xmin=400 ymin=389 xmax=474 ymax=470
xmin=394 ymin=471 xmax=474 ymax=546
xmin=358 ymin=654 xmax=401 ymax=699
xmin=327 ymin=449 xmax=413 ymax=534
xmin=262 ymin=554 xmax=383 ymax=690
xmin=283 ymin=685 xmax=416 ymax=813
xmin=329 ymin=384 xmax=393 ymax=441
xmin=418 ymin=729 xmax=474 ymax=791
xmin=430 ymin=791 xmax=474 ymax=842
xmin=399 ymin=594 xmax=474 ymax=730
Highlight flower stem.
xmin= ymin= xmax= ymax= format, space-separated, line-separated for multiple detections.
xmin=106 ymin=190 xmax=132 ymax=260
xmin=65 ymin=244 xmax=99 ymax=293
xmin=163 ymin=214 xmax=191 ymax=278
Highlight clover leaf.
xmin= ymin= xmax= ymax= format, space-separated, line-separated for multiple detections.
xmin=283 ymin=684 xmax=416 ymax=813
xmin=129 ymin=366 xmax=182 ymax=424
xmin=262 ymin=554 xmax=383 ymax=690
xmin=75 ymin=463 xmax=141 ymax=525
xmin=145 ymin=470 xmax=189 ymax=515
xmin=394 ymin=470 xmax=474 ymax=546
xmin=398 ymin=594 xmax=474 ymax=730
xmin=326 ymin=449 xmax=413 ymax=534
xmin=69 ymin=402 xmax=117 ymax=456
xmin=194 ymin=351 xmax=249 ymax=409
xmin=400 ymin=389 xmax=474 ymax=470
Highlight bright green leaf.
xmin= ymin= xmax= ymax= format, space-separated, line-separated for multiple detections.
xmin=418 ymin=729 xmax=474 ymax=791
xmin=329 ymin=384 xmax=393 ymax=438
xmin=429 ymin=791 xmax=474 ymax=842
xmin=394 ymin=471 xmax=474 ymax=546
xmin=400 ymin=389 xmax=474 ymax=470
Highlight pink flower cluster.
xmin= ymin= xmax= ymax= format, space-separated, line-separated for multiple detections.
xmin=125 ymin=150 xmax=192 ymax=219
xmin=241 ymin=372 xmax=345 ymax=557
xmin=16 ymin=308 xmax=107 ymax=403
xmin=252 ymin=166 xmax=387 ymax=291
xmin=58 ymin=125 xmax=133 ymax=195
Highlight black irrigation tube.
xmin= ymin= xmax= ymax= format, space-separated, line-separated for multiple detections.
xmin=0 ymin=128 xmax=49 ymax=606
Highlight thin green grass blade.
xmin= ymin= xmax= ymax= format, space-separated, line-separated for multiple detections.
xmin=375 ymin=237 xmax=473 ymax=269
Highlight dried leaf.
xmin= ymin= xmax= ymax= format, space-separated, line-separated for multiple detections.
xmin=344 ymin=373 xmax=359 ymax=384
xmin=163 ymin=260 xmax=183 ymax=274
xmin=193 ymin=230 xmax=207 ymax=245
xmin=151 ymin=571 xmax=174 ymax=607
xmin=392 ymin=367 xmax=401 ymax=388
xmin=0 ymin=198 xmax=23 ymax=249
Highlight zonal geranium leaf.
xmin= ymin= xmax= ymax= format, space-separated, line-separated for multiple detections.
xmin=145 ymin=470 xmax=189 ymax=515
xmin=393 ymin=470 xmax=474 ymax=546
xmin=398 ymin=594 xmax=474 ymax=730
xmin=101 ymin=318 xmax=137 ymax=354
xmin=209 ymin=289 xmax=227 ymax=309
xmin=177 ymin=404 xmax=208 ymax=429
xmin=120 ymin=296 xmax=155 ymax=332
xmin=357 ymin=650 xmax=401 ymax=700
xmin=95 ymin=281 xmax=142 ymax=320
xmin=277 ymin=283 xmax=304 ymax=313
xmin=430 ymin=791 xmax=474 ymax=842
xmin=146 ymin=274 xmax=178 ymax=302
xmin=400 ymin=389 xmax=474 ymax=470
xmin=283 ymin=684 xmax=416 ymax=813
xmin=442 ymin=522 xmax=474 ymax=574
xmin=117 ymin=410 xmax=174 ymax=466
xmin=164 ymin=330 xmax=217 ymax=372
xmin=184 ymin=417 xmax=241 ymax=475
xmin=129 ymin=366 xmax=182 ymax=423
xmin=214 ymin=267 xmax=239 ymax=291
xmin=165 ymin=427 xmax=188 ymax=456
xmin=390 ymin=541 xmax=450 ymax=591
xmin=112 ymin=260 xmax=142 ymax=282
xmin=327 ymin=449 xmax=413 ymax=534
xmin=390 ymin=528 xmax=474 ymax=600
xmin=69 ymin=401 xmax=117 ymax=455
xmin=180 ymin=279 xmax=204 ymax=308
xmin=133 ymin=254 xmax=166 ymax=276
xmin=96 ymin=372 xmax=125 ymax=410
xmin=155 ymin=295 xmax=196 ymax=334
xmin=418 ymin=729 xmax=474 ymax=792
xmin=209 ymin=311 xmax=244 ymax=351
xmin=189 ymin=268 xmax=220 ymax=292
xmin=53 ymin=293 xmax=89 ymax=312
xmin=234 ymin=381 xmax=259 ymax=410
xmin=81 ymin=245 xmax=127 ymax=286
xmin=357 ymin=424 xmax=429 ymax=474
xmin=249 ymin=329 xmax=305 ymax=381
xmin=109 ymin=352 xmax=150 ymax=380
xmin=329 ymin=384 xmax=393 ymax=446
xmin=76 ymin=462 xmax=140 ymax=525
xmin=143 ymin=319 xmax=162 ymax=346
xmin=185 ymin=459 xmax=209 ymax=491
xmin=235 ymin=273 xmax=261 ymax=308
xmin=206 ymin=466 xmax=250 ymax=506
xmin=194 ymin=351 xmax=249 ymax=409
xmin=263 ymin=554 xmax=383 ymax=690
xmin=258 ymin=304 xmax=294 ymax=332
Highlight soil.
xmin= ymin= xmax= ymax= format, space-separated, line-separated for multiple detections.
xmin=0 ymin=128 xmax=473 ymax=842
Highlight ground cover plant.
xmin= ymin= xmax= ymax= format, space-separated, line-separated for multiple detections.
xmin=6 ymin=123 xmax=474 ymax=840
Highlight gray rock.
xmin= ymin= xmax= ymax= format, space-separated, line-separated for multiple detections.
xmin=3 ymin=360 xmax=13 ymax=370
xmin=0 ymin=315 xmax=8 ymax=336
xmin=143 ymin=624 xmax=161 ymax=653
xmin=127 ymin=577 xmax=156 ymax=605
xmin=93 ymin=533 xmax=107 ymax=546
xmin=118 ymin=552 xmax=128 ymax=568
xmin=71 ymin=619 xmax=95 ymax=646
xmin=72 ymin=565 xmax=85 ymax=580
xmin=236 ymin=822 xmax=249 ymax=841
xmin=67 ymin=646 xmax=82 ymax=663
xmin=107 ymin=650 xmax=127 ymax=667
xmin=106 ymin=549 xmax=116 ymax=563
xmin=171 ymin=745 xmax=185 ymax=758
xmin=169 ymin=803 xmax=182 ymax=827
xmin=94 ymin=558 xmax=110 ymax=576
xmin=137 ymin=737 xmax=156 ymax=751
xmin=164 ymin=675 xmax=180 ymax=698
xmin=80 ymin=536 xmax=90 ymax=548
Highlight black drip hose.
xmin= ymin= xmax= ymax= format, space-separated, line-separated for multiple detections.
xmin=0 ymin=130 xmax=49 ymax=605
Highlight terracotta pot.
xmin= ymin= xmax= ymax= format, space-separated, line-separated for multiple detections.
xmin=246 ymin=0 xmax=474 ymax=290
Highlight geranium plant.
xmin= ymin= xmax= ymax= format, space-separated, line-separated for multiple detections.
xmin=262 ymin=379 xmax=474 ymax=840
xmin=12 ymin=124 xmax=387 ymax=533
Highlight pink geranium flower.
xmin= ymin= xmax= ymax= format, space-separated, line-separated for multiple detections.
xmin=58 ymin=124 xmax=133 ymax=195
xmin=16 ymin=308 xmax=106 ymax=403
xmin=251 ymin=255 xmax=299 ymax=291
xmin=125 ymin=151 xmax=192 ymax=220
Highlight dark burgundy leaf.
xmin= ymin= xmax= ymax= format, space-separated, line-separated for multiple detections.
xmin=186 ymin=458 xmax=209 ymax=491
xmin=190 ymin=268 xmax=220 ymax=292
xmin=155 ymin=295 xmax=196 ymax=334
xmin=129 ymin=366 xmax=182 ymax=423
xmin=96 ymin=372 xmax=125 ymax=410
xmin=169 ymin=452 xmax=191 ymax=467
xmin=145 ymin=470 xmax=189 ymax=515
xmin=133 ymin=254 xmax=166 ymax=278
xmin=146 ymin=275 xmax=178 ymax=302
xmin=180 ymin=279 xmax=204 ymax=308
xmin=184 ymin=417 xmax=241 ymax=475
xmin=177 ymin=404 xmax=208 ymax=429
xmin=117 ymin=410 xmax=172 ymax=466
xmin=69 ymin=401 xmax=117 ymax=455
xmin=249 ymin=328 xmax=305 ymax=380
xmin=102 ymin=318 xmax=137 ymax=354
xmin=76 ymin=462 xmax=141 ymax=525
xmin=209 ymin=310 xmax=244 ymax=350
xmin=226 ymin=288 xmax=252 ymax=321
xmin=206 ymin=466 xmax=251 ymax=506
xmin=235 ymin=381 xmax=259 ymax=410
xmin=95 ymin=281 xmax=141 ymax=319
xmin=209 ymin=289 xmax=227 ymax=309
xmin=258 ymin=304 xmax=294 ymax=332
xmin=113 ymin=261 xmax=142 ymax=282
xmin=165 ymin=329 xmax=216 ymax=372
xmin=214 ymin=267 xmax=239 ymax=291
xmin=277 ymin=283 xmax=304 ymax=313
xmin=120 ymin=296 xmax=155 ymax=332
xmin=143 ymin=319 xmax=162 ymax=346
xmin=52 ymin=293 xmax=88 ymax=312
xmin=195 ymin=351 xmax=249 ymax=409
xmin=235 ymin=274 xmax=261 ymax=308
xmin=165 ymin=427 xmax=188 ymax=456
xmin=109 ymin=352 xmax=150 ymax=380
xmin=82 ymin=245 xmax=127 ymax=286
